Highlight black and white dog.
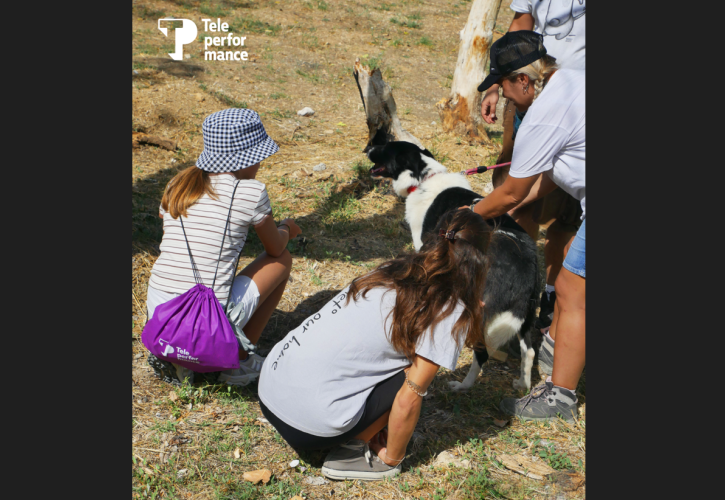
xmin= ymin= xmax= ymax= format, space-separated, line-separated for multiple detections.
xmin=367 ymin=141 xmax=541 ymax=391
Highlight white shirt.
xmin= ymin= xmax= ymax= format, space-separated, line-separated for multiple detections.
xmin=149 ymin=175 xmax=271 ymax=306
xmin=509 ymin=69 xmax=585 ymax=218
xmin=258 ymin=285 xmax=466 ymax=437
xmin=510 ymin=0 xmax=586 ymax=70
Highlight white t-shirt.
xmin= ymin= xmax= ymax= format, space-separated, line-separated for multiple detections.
xmin=510 ymin=0 xmax=586 ymax=70
xmin=258 ymin=285 xmax=466 ymax=437
xmin=149 ymin=175 xmax=271 ymax=307
xmin=509 ymin=69 xmax=585 ymax=218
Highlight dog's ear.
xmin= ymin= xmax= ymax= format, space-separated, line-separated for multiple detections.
xmin=420 ymin=148 xmax=435 ymax=159
xmin=366 ymin=145 xmax=393 ymax=178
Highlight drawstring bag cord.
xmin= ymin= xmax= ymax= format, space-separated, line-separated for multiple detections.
xmin=178 ymin=181 xmax=241 ymax=300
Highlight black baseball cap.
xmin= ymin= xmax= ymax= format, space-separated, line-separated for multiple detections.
xmin=477 ymin=30 xmax=548 ymax=92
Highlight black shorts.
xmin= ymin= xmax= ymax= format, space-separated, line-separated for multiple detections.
xmin=259 ymin=370 xmax=406 ymax=451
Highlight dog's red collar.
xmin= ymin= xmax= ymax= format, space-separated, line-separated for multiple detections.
xmin=406 ymin=172 xmax=437 ymax=195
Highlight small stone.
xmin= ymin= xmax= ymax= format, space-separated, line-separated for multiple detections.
xmin=184 ymin=53 xmax=191 ymax=59
xmin=324 ymin=129 xmax=334 ymax=134
xmin=431 ymin=121 xmax=436 ymax=126
xmin=133 ymin=70 xmax=139 ymax=75
xmin=305 ymin=476 xmax=329 ymax=486
xmin=194 ymin=93 xmax=205 ymax=102
xmin=297 ymin=107 xmax=315 ymax=117
xmin=289 ymin=459 xmax=300 ymax=468
xmin=312 ymin=163 xmax=327 ymax=172
xmin=434 ymin=450 xmax=470 ymax=469
xmin=177 ymin=469 xmax=188 ymax=479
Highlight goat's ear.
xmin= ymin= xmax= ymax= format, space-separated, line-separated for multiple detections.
xmin=420 ymin=148 xmax=435 ymax=159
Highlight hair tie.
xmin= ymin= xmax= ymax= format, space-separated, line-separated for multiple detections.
xmin=439 ymin=229 xmax=457 ymax=241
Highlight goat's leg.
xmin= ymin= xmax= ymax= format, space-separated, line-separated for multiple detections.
xmin=449 ymin=348 xmax=487 ymax=391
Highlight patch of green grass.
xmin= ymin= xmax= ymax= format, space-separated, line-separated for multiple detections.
xmin=199 ymin=85 xmax=247 ymax=108
xmin=360 ymin=54 xmax=383 ymax=71
xmin=390 ymin=17 xmax=422 ymax=29
xmin=301 ymin=35 xmax=320 ymax=50
xmin=351 ymin=159 xmax=373 ymax=178
xmin=200 ymin=3 xmax=226 ymax=18
xmin=265 ymin=108 xmax=293 ymax=119
xmin=460 ymin=467 xmax=500 ymax=499
xmin=133 ymin=60 xmax=153 ymax=71
xmin=408 ymin=11 xmax=423 ymax=20
xmin=230 ymin=17 xmax=282 ymax=36
xmin=376 ymin=3 xmax=394 ymax=11
xmin=535 ymin=441 xmax=574 ymax=470
xmin=295 ymin=69 xmax=321 ymax=84
xmin=391 ymin=38 xmax=404 ymax=47
xmin=417 ymin=36 xmax=433 ymax=47
xmin=270 ymin=92 xmax=287 ymax=100
xmin=134 ymin=5 xmax=165 ymax=19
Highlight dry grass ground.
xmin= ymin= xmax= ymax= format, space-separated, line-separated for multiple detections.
xmin=132 ymin=1 xmax=585 ymax=498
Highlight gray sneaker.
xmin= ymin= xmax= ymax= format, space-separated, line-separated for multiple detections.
xmin=538 ymin=331 xmax=554 ymax=375
xmin=321 ymin=439 xmax=402 ymax=481
xmin=500 ymin=378 xmax=578 ymax=423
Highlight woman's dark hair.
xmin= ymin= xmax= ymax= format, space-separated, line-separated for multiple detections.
xmin=346 ymin=209 xmax=492 ymax=360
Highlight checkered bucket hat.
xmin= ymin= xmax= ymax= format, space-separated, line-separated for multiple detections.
xmin=196 ymin=108 xmax=279 ymax=172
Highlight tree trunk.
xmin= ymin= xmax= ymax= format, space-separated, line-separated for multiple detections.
xmin=436 ymin=0 xmax=503 ymax=143
xmin=353 ymin=58 xmax=423 ymax=151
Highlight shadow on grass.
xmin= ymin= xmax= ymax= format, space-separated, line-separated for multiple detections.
xmin=186 ymin=288 xmax=526 ymax=473
xmin=132 ymin=159 xmax=410 ymax=262
xmin=132 ymin=57 xmax=205 ymax=79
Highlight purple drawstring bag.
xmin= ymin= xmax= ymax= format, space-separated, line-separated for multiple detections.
xmin=142 ymin=183 xmax=242 ymax=373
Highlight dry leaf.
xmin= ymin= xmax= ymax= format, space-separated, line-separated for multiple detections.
xmin=497 ymin=454 xmax=555 ymax=480
xmin=493 ymin=419 xmax=509 ymax=428
xmin=242 ymin=469 xmax=272 ymax=484
xmin=142 ymin=467 xmax=155 ymax=476
xmin=169 ymin=391 xmax=178 ymax=402
xmin=234 ymin=448 xmax=242 ymax=459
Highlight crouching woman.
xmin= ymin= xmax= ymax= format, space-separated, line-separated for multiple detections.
xmin=257 ymin=209 xmax=491 ymax=481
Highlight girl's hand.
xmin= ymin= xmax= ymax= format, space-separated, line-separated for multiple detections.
xmin=279 ymin=218 xmax=301 ymax=238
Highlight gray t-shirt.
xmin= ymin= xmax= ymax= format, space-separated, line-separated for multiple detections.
xmin=258 ymin=285 xmax=466 ymax=437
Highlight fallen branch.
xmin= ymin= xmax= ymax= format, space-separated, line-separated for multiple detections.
xmin=132 ymin=132 xmax=177 ymax=151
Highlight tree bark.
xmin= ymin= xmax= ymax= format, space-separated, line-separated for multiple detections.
xmin=436 ymin=0 xmax=503 ymax=143
xmin=353 ymin=58 xmax=423 ymax=151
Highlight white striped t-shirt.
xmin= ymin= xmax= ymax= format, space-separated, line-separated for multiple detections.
xmin=149 ymin=175 xmax=271 ymax=307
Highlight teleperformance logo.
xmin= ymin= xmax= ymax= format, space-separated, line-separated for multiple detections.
xmin=158 ymin=339 xmax=200 ymax=364
xmin=158 ymin=18 xmax=248 ymax=62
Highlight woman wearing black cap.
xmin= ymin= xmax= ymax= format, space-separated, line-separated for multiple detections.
xmin=468 ymin=30 xmax=585 ymax=423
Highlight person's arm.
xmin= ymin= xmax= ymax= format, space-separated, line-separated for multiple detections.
xmin=509 ymin=171 xmax=558 ymax=212
xmin=369 ymin=355 xmax=440 ymax=466
xmin=253 ymin=214 xmax=301 ymax=258
xmin=480 ymin=13 xmax=536 ymax=124
xmin=509 ymin=11 xmax=534 ymax=32
xmin=470 ymin=173 xmax=539 ymax=220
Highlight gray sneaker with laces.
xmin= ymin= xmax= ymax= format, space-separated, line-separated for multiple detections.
xmin=218 ymin=352 xmax=265 ymax=386
xmin=321 ymin=439 xmax=402 ymax=481
xmin=500 ymin=378 xmax=578 ymax=423
xmin=538 ymin=332 xmax=554 ymax=375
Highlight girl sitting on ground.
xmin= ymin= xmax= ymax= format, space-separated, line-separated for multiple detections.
xmin=146 ymin=108 xmax=301 ymax=386
xmin=257 ymin=208 xmax=491 ymax=481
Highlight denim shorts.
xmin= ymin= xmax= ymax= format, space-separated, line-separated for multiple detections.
xmin=562 ymin=218 xmax=585 ymax=278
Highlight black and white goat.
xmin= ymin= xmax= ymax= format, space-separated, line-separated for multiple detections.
xmin=367 ymin=141 xmax=541 ymax=391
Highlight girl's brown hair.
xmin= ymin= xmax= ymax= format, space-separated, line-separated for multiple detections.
xmin=161 ymin=166 xmax=218 ymax=218
xmin=346 ymin=209 xmax=492 ymax=360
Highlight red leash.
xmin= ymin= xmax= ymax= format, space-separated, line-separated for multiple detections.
xmin=460 ymin=162 xmax=511 ymax=176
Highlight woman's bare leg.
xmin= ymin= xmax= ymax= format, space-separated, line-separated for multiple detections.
xmin=354 ymin=411 xmax=391 ymax=443
xmin=236 ymin=250 xmax=292 ymax=357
